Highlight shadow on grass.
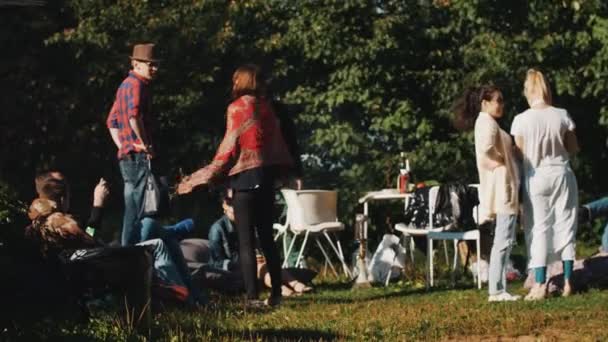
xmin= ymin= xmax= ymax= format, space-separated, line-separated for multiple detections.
xmin=285 ymin=283 xmax=455 ymax=305
xmin=1 ymin=320 xmax=105 ymax=342
xmin=226 ymin=327 xmax=339 ymax=341
xmin=545 ymin=255 xmax=608 ymax=294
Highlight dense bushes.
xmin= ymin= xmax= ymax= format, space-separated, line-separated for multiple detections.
xmin=1 ymin=0 xmax=607 ymax=236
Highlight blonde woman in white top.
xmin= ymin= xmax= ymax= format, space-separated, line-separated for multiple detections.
xmin=511 ymin=69 xmax=579 ymax=301
xmin=454 ymin=85 xmax=521 ymax=302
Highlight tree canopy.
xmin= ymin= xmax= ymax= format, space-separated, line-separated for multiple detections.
xmin=2 ymin=0 xmax=608 ymax=238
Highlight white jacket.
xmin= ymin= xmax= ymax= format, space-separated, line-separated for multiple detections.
xmin=474 ymin=112 xmax=520 ymax=221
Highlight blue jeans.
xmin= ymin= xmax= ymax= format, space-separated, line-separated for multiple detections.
xmin=119 ymin=153 xmax=148 ymax=246
xmin=584 ymin=196 xmax=608 ymax=252
xmin=140 ymin=218 xmax=188 ymax=278
xmin=139 ymin=217 xmax=203 ymax=302
xmin=140 ymin=217 xmax=182 ymax=242
xmin=137 ymin=238 xmax=187 ymax=288
xmin=488 ymin=214 xmax=517 ymax=295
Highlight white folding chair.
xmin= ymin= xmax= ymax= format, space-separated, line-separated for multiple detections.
xmin=280 ymin=189 xmax=351 ymax=277
xmin=272 ymin=213 xmax=291 ymax=258
xmin=395 ymin=185 xmax=481 ymax=289
xmin=394 ymin=187 xmax=448 ymax=278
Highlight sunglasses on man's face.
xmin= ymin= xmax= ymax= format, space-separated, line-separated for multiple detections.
xmin=137 ymin=60 xmax=160 ymax=68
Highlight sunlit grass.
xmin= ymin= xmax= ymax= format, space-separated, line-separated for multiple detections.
xmin=58 ymin=281 xmax=607 ymax=341
xmin=5 ymin=244 xmax=608 ymax=341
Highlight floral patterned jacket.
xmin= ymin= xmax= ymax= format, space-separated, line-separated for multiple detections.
xmin=185 ymin=95 xmax=293 ymax=188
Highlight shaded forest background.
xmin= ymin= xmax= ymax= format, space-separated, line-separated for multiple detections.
xmin=1 ymin=0 xmax=608 ymax=242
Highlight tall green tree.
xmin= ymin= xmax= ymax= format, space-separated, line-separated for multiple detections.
xmin=2 ymin=0 xmax=608 ymax=239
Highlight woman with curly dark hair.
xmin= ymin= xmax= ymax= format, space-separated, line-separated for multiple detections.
xmin=454 ymin=85 xmax=521 ymax=302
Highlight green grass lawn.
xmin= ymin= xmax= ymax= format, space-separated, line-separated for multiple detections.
xmin=6 ymin=241 xmax=608 ymax=341
xmin=20 ymin=282 xmax=608 ymax=341
xmin=10 ymin=273 xmax=608 ymax=341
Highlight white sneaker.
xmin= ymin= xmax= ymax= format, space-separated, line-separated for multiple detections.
xmin=488 ymin=292 xmax=521 ymax=302
xmin=524 ymin=283 xmax=547 ymax=301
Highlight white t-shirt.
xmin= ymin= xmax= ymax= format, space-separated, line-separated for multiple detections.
xmin=510 ymin=106 xmax=575 ymax=170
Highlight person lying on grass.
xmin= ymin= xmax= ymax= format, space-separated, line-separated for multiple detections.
xmin=27 ymin=171 xmax=205 ymax=306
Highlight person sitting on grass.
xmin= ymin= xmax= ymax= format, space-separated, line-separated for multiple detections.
xmin=27 ymin=171 xmax=204 ymax=306
xmin=204 ymin=193 xmax=313 ymax=297
xmin=579 ymin=196 xmax=608 ymax=255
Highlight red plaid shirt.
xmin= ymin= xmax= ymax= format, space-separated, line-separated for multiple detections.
xmin=106 ymin=71 xmax=153 ymax=159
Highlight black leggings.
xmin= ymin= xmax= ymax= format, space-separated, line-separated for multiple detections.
xmin=233 ymin=187 xmax=282 ymax=299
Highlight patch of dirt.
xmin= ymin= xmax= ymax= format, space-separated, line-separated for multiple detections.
xmin=443 ymin=330 xmax=580 ymax=342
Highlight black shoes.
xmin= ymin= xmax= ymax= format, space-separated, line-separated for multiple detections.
xmin=244 ymin=295 xmax=282 ymax=309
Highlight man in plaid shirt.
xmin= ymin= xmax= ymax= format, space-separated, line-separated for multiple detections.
xmin=106 ymin=43 xmax=159 ymax=246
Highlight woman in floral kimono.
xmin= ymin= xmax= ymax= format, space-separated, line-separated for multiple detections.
xmin=177 ymin=64 xmax=293 ymax=307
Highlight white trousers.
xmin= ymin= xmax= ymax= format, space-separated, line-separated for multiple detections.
xmin=522 ymin=165 xmax=578 ymax=269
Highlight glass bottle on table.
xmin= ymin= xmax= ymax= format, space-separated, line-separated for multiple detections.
xmin=397 ymin=152 xmax=410 ymax=193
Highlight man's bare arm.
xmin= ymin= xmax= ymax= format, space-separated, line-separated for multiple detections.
xmin=129 ymin=117 xmax=148 ymax=146
xmin=108 ymin=127 xmax=122 ymax=150
xmin=128 ymin=117 xmax=153 ymax=157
